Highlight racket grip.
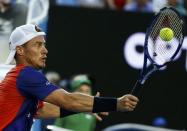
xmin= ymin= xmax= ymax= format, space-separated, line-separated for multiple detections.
xmin=130 ymin=80 xmax=143 ymax=97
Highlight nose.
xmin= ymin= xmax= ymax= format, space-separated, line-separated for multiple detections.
xmin=42 ymin=46 xmax=48 ymax=54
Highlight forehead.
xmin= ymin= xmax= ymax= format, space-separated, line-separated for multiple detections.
xmin=27 ymin=35 xmax=45 ymax=44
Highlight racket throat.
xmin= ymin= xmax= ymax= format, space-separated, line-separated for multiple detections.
xmin=141 ymin=65 xmax=158 ymax=84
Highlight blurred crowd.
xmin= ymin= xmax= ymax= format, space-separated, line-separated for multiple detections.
xmin=0 ymin=0 xmax=181 ymax=130
xmin=51 ymin=0 xmax=187 ymax=15
xmin=0 ymin=0 xmax=187 ymax=64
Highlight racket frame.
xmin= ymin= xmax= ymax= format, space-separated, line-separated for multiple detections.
xmin=131 ymin=7 xmax=185 ymax=96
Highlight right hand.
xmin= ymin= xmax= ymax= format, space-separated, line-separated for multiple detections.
xmin=117 ymin=94 xmax=139 ymax=112
xmin=92 ymin=92 xmax=109 ymax=121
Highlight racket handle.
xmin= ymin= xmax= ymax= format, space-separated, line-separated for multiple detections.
xmin=130 ymin=80 xmax=143 ymax=97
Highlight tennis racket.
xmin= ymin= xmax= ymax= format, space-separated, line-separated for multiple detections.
xmin=131 ymin=7 xmax=185 ymax=97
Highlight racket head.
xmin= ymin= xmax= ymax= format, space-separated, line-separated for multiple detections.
xmin=144 ymin=7 xmax=185 ymax=68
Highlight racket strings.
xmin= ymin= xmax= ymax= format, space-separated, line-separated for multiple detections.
xmin=147 ymin=8 xmax=183 ymax=65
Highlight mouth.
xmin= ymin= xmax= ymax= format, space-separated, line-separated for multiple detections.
xmin=41 ymin=56 xmax=47 ymax=62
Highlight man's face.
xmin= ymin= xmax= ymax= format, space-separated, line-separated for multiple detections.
xmin=22 ymin=35 xmax=48 ymax=69
xmin=75 ymin=84 xmax=92 ymax=95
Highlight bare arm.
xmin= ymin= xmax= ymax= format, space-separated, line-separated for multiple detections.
xmin=43 ymin=88 xmax=139 ymax=113
xmin=36 ymin=91 xmax=109 ymax=120
xmin=35 ymin=102 xmax=60 ymax=119
xmin=35 ymin=102 xmax=109 ymax=120
xmin=44 ymin=89 xmax=94 ymax=112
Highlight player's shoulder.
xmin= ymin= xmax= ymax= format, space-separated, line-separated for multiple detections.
xmin=18 ymin=66 xmax=46 ymax=82
xmin=21 ymin=66 xmax=39 ymax=73
xmin=20 ymin=66 xmax=44 ymax=76
xmin=5 ymin=64 xmax=25 ymax=77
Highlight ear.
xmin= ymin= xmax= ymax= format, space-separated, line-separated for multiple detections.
xmin=16 ymin=46 xmax=24 ymax=56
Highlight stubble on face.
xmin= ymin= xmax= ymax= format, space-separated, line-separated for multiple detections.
xmin=22 ymin=36 xmax=47 ymax=69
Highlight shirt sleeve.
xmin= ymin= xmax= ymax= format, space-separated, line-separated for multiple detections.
xmin=16 ymin=67 xmax=59 ymax=100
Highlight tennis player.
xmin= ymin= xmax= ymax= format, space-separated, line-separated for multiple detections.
xmin=0 ymin=24 xmax=139 ymax=131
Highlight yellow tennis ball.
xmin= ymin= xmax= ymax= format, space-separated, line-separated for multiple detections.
xmin=159 ymin=27 xmax=174 ymax=41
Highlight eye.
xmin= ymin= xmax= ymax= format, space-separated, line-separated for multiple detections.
xmin=36 ymin=42 xmax=45 ymax=47
xmin=43 ymin=43 xmax=46 ymax=47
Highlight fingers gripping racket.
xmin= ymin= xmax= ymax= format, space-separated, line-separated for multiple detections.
xmin=131 ymin=7 xmax=185 ymax=97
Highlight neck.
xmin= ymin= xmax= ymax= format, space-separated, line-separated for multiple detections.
xmin=16 ymin=58 xmax=26 ymax=66
xmin=16 ymin=58 xmax=32 ymax=68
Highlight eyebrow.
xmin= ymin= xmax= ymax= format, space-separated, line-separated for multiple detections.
xmin=35 ymin=41 xmax=46 ymax=46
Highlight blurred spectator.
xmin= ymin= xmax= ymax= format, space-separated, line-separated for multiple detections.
xmin=123 ymin=0 xmax=153 ymax=13
xmin=45 ymin=71 xmax=61 ymax=85
xmin=152 ymin=0 xmax=167 ymax=13
xmin=53 ymin=0 xmax=106 ymax=9
xmin=0 ymin=0 xmax=27 ymax=28
xmin=0 ymin=0 xmax=28 ymax=63
xmin=167 ymin=0 xmax=187 ymax=16
xmin=54 ymin=74 xmax=97 ymax=131
xmin=53 ymin=0 xmax=78 ymax=7
xmin=78 ymin=0 xmax=106 ymax=8
xmin=106 ymin=0 xmax=127 ymax=10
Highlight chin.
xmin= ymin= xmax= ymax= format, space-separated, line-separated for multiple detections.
xmin=36 ymin=63 xmax=46 ymax=70
xmin=40 ymin=64 xmax=46 ymax=69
